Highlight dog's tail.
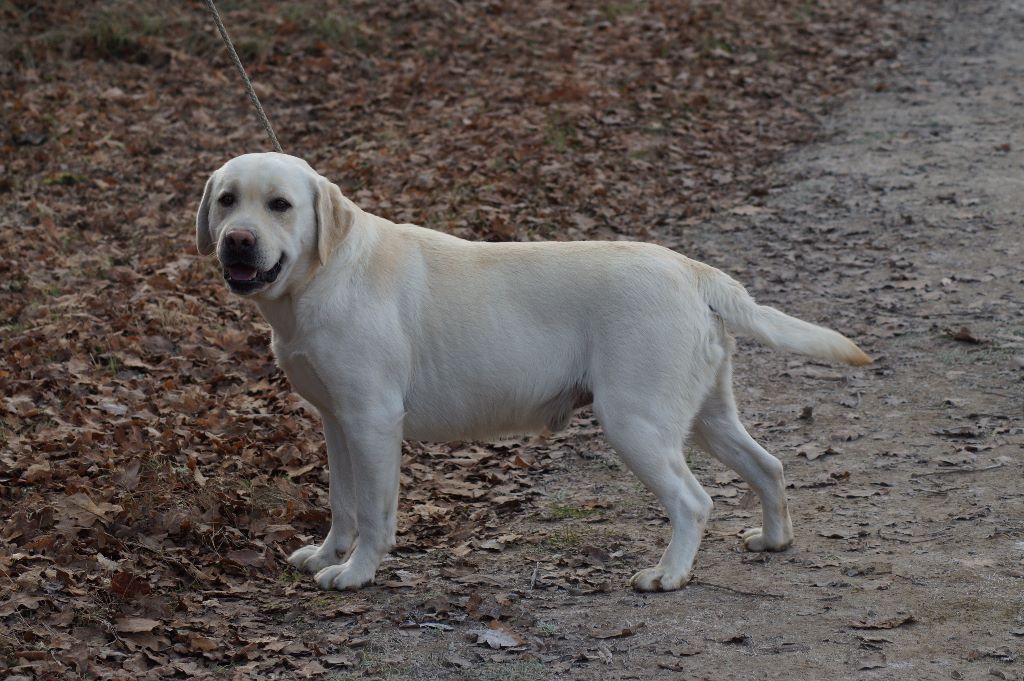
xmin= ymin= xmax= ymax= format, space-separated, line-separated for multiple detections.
xmin=698 ymin=265 xmax=872 ymax=366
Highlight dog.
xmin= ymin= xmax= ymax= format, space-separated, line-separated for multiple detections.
xmin=195 ymin=152 xmax=871 ymax=592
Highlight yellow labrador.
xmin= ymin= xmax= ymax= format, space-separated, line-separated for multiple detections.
xmin=195 ymin=152 xmax=870 ymax=592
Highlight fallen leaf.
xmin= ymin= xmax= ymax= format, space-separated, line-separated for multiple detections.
xmin=730 ymin=205 xmax=773 ymax=216
xmin=0 ymin=594 xmax=46 ymax=617
xmin=851 ymin=613 xmax=915 ymax=630
xmin=469 ymin=620 xmax=527 ymax=649
xmin=837 ymin=489 xmax=879 ymax=498
xmin=968 ymin=646 xmax=1016 ymax=663
xmin=225 ymin=549 xmax=265 ymax=568
xmin=115 ymin=617 xmax=160 ymax=634
xmin=109 ymin=570 xmax=151 ymax=599
xmin=719 ymin=633 xmax=750 ymax=644
xmin=23 ymin=461 xmax=51 ymax=483
xmin=946 ymin=326 xmax=984 ymax=344
xmin=323 ymin=654 xmax=354 ymax=667
xmin=589 ymin=622 xmax=645 ymax=639
xmin=380 ymin=571 xmax=425 ymax=589
xmin=934 ymin=426 xmax=981 ymax=439
xmin=264 ymin=640 xmax=309 ymax=655
xmin=799 ymin=446 xmax=841 ymax=461
xmin=187 ymin=634 xmax=218 ymax=652
xmin=296 ymin=660 xmax=327 ymax=677
xmin=55 ymin=493 xmax=122 ymax=534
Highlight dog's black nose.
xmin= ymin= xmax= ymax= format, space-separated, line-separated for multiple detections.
xmin=224 ymin=230 xmax=256 ymax=252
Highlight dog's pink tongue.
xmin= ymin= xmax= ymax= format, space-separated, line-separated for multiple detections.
xmin=230 ymin=265 xmax=258 ymax=281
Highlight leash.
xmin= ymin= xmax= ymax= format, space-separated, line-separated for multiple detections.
xmin=201 ymin=0 xmax=284 ymax=153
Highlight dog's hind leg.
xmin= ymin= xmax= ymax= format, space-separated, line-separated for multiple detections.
xmin=597 ymin=399 xmax=712 ymax=592
xmin=691 ymin=356 xmax=793 ymax=552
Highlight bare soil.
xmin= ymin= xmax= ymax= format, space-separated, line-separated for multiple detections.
xmin=2 ymin=1 xmax=1022 ymax=680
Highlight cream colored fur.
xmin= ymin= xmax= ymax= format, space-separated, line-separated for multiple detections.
xmin=196 ymin=152 xmax=871 ymax=592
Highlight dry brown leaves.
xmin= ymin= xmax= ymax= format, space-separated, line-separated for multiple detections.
xmin=1 ymin=0 xmax=899 ymax=677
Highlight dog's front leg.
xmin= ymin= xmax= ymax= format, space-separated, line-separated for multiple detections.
xmin=313 ymin=403 xmax=403 ymax=591
xmin=287 ymin=415 xmax=357 ymax=574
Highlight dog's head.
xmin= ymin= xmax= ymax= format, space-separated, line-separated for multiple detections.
xmin=195 ymin=152 xmax=354 ymax=298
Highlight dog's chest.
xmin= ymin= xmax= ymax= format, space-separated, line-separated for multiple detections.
xmin=275 ymin=344 xmax=333 ymax=414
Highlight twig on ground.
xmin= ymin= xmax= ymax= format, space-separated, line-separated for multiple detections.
xmin=877 ymin=529 xmax=948 ymax=544
xmin=692 ymin=580 xmax=785 ymax=599
xmin=913 ymin=462 xmax=1005 ymax=478
xmin=977 ymin=390 xmax=1016 ymax=399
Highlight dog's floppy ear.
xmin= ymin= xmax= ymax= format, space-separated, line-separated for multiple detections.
xmin=195 ymin=174 xmax=217 ymax=256
xmin=314 ymin=176 xmax=355 ymax=266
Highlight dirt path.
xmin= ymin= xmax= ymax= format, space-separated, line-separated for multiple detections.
xmin=356 ymin=2 xmax=1023 ymax=679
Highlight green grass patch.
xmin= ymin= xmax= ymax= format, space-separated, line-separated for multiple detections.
xmin=548 ymin=504 xmax=602 ymax=520
xmin=602 ymin=2 xmax=639 ymax=22
xmin=45 ymin=173 xmax=83 ymax=186
xmin=544 ymin=115 xmax=579 ymax=152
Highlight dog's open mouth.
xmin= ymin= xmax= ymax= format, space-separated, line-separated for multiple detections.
xmin=223 ymin=256 xmax=284 ymax=294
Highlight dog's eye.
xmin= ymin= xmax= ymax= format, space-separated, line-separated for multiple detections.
xmin=268 ymin=198 xmax=291 ymax=212
xmin=218 ymin=193 xmax=235 ymax=208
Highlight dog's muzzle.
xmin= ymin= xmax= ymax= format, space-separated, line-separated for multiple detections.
xmin=220 ymin=229 xmax=284 ymax=295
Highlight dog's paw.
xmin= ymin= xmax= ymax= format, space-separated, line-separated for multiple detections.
xmin=287 ymin=544 xmax=346 ymax=574
xmin=314 ymin=563 xmax=375 ymax=591
xmin=739 ymin=527 xmax=792 ymax=552
xmin=630 ymin=566 xmax=691 ymax=592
